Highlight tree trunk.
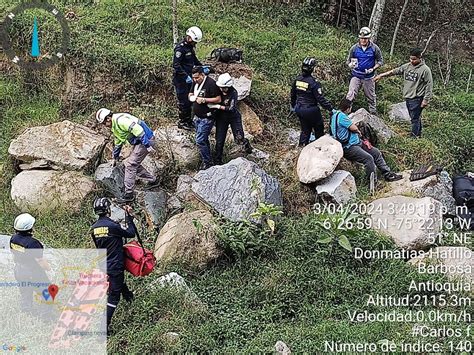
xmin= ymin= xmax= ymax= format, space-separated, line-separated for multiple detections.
xmin=389 ymin=0 xmax=409 ymax=60
xmin=172 ymin=0 xmax=178 ymax=45
xmin=369 ymin=0 xmax=386 ymax=43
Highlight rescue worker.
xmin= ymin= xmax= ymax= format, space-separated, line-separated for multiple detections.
xmin=290 ymin=57 xmax=334 ymax=146
xmin=96 ymin=108 xmax=156 ymax=203
xmin=346 ymin=27 xmax=383 ymax=114
xmin=330 ymin=98 xmax=402 ymax=190
xmin=10 ymin=213 xmax=50 ymax=315
xmin=91 ymin=197 xmax=136 ymax=334
xmin=209 ymin=73 xmax=253 ymax=165
xmin=189 ymin=66 xmax=221 ymax=170
xmin=172 ymin=26 xmax=205 ymax=130
xmin=374 ymin=48 xmax=433 ymax=138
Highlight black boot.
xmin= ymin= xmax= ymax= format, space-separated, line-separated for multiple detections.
xmin=242 ymin=138 xmax=253 ymax=154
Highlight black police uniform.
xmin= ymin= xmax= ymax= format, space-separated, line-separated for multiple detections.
xmin=91 ymin=214 xmax=136 ymax=331
xmin=290 ymin=73 xmax=333 ymax=146
xmin=172 ymin=38 xmax=202 ymax=126
xmin=10 ymin=233 xmax=49 ymax=312
xmin=214 ymin=87 xmax=251 ymax=164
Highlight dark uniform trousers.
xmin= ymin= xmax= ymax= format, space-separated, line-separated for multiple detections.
xmin=214 ymin=112 xmax=249 ymax=163
xmin=295 ymin=105 xmax=324 ymax=146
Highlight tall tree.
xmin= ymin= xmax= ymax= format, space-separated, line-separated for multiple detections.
xmin=390 ymin=0 xmax=409 ymax=60
xmin=172 ymin=0 xmax=178 ymax=45
xmin=369 ymin=0 xmax=386 ymax=42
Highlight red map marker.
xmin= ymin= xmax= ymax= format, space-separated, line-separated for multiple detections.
xmin=48 ymin=284 xmax=59 ymax=301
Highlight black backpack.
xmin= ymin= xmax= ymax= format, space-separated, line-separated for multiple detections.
xmin=209 ymin=48 xmax=243 ymax=63
xmin=452 ymin=175 xmax=474 ymax=230
xmin=356 ymin=121 xmax=378 ymax=146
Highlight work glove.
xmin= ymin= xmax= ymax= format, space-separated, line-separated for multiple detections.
xmin=186 ymin=75 xmax=192 ymax=84
xmin=365 ymin=68 xmax=374 ymax=74
xmin=146 ymin=146 xmax=156 ymax=154
xmin=207 ymin=103 xmax=220 ymax=109
xmin=202 ymin=66 xmax=210 ymax=75
xmin=189 ymin=95 xmax=196 ymax=102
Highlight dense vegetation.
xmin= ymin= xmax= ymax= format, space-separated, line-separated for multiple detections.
xmin=1 ymin=0 xmax=472 ymax=352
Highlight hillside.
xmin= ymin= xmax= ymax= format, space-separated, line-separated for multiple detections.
xmin=0 ymin=0 xmax=473 ymax=353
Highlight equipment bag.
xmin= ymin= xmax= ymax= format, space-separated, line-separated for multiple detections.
xmin=209 ymin=47 xmax=243 ymax=63
xmin=123 ymin=224 xmax=156 ymax=276
xmin=452 ymin=175 xmax=474 ymax=230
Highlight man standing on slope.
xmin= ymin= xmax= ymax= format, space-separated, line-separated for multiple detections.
xmin=172 ymin=26 xmax=206 ymax=130
xmin=346 ymin=27 xmax=383 ymax=114
xmin=374 ymin=48 xmax=433 ymax=138
xmin=96 ymin=108 xmax=156 ymax=203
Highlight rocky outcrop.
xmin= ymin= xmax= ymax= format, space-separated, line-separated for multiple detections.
xmin=154 ymin=210 xmax=221 ymax=270
xmin=238 ymin=102 xmax=264 ymax=136
xmin=154 ymin=126 xmax=199 ymax=167
xmin=297 ymin=135 xmax=343 ymax=184
xmin=389 ymin=102 xmax=411 ymax=123
xmin=191 ymin=158 xmax=282 ymax=223
xmin=316 ymin=170 xmax=357 ymax=205
xmin=11 ymin=170 xmax=95 ymax=212
xmin=350 ymin=108 xmax=395 ymax=143
xmin=95 ymin=162 xmax=125 ymax=198
xmin=8 ymin=120 xmax=106 ymax=171
xmin=369 ymin=196 xmax=442 ymax=250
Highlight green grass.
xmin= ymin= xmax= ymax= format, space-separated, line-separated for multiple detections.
xmin=0 ymin=0 xmax=473 ymax=353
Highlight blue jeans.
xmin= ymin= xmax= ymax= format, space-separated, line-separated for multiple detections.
xmin=405 ymin=97 xmax=424 ymax=137
xmin=194 ymin=116 xmax=214 ymax=165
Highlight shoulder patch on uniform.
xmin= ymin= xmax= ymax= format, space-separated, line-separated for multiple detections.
xmin=175 ymin=51 xmax=182 ymax=58
xmin=295 ymin=80 xmax=309 ymax=90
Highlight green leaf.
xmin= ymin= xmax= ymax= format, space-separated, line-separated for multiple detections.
xmin=316 ymin=236 xmax=332 ymax=244
xmin=267 ymin=219 xmax=275 ymax=233
xmin=338 ymin=235 xmax=352 ymax=252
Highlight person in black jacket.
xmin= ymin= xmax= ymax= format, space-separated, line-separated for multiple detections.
xmin=91 ymin=197 xmax=136 ymax=333
xmin=172 ymin=26 xmax=204 ymax=130
xmin=290 ymin=57 xmax=334 ymax=146
xmin=209 ymin=73 xmax=253 ymax=165
xmin=10 ymin=213 xmax=50 ymax=316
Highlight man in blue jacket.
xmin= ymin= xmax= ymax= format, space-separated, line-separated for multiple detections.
xmin=346 ymin=27 xmax=383 ymax=114
xmin=91 ymin=198 xmax=137 ymax=334
xmin=172 ymin=26 xmax=203 ymax=130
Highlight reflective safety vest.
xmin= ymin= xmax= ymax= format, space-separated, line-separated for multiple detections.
xmin=111 ymin=113 xmax=153 ymax=147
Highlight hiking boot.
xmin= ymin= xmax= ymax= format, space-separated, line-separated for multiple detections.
xmin=384 ymin=172 xmax=403 ymax=182
xmin=243 ymin=138 xmax=253 ymax=154
xmin=199 ymin=162 xmax=213 ymax=170
xmin=116 ymin=192 xmax=135 ymax=203
xmin=178 ymin=121 xmax=194 ymax=131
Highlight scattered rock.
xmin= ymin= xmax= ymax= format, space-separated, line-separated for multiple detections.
xmin=275 ymin=340 xmax=291 ymax=354
xmin=297 ymin=135 xmax=343 ymax=184
xmin=369 ymin=196 xmax=442 ymax=250
xmin=176 ymin=174 xmax=197 ymax=201
xmin=163 ymin=332 xmax=180 ymax=344
xmin=166 ymin=193 xmax=183 ymax=213
xmin=238 ymin=102 xmax=264 ymax=136
xmin=11 ymin=170 xmax=95 ymax=212
xmin=154 ymin=126 xmax=199 ymax=167
xmin=8 ymin=120 xmax=106 ymax=171
xmin=389 ymin=102 xmax=411 ymax=123
xmin=152 ymin=272 xmax=190 ymax=290
xmin=95 ymin=162 xmax=125 ymax=198
xmin=233 ymin=76 xmax=252 ymax=101
xmin=154 ymin=210 xmax=221 ymax=270
xmin=136 ymin=189 xmax=168 ymax=230
xmin=350 ymin=108 xmax=395 ymax=143
xmin=316 ymin=170 xmax=357 ymax=205
xmin=18 ymin=159 xmax=61 ymax=170
xmin=409 ymin=247 xmax=473 ymax=284
xmin=140 ymin=155 xmax=164 ymax=180
xmin=191 ymin=158 xmax=283 ymax=223
xmin=285 ymin=128 xmax=300 ymax=148
xmin=382 ymin=170 xmax=437 ymax=198
xmin=248 ymin=148 xmax=270 ymax=163
xmin=423 ymin=171 xmax=457 ymax=216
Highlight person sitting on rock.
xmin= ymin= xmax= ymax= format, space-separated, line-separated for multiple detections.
xmin=208 ymin=73 xmax=253 ymax=165
xmin=189 ymin=66 xmax=222 ymax=170
xmin=91 ymin=197 xmax=136 ymax=335
xmin=96 ymin=108 xmax=156 ymax=203
xmin=330 ymin=98 xmax=402 ymax=190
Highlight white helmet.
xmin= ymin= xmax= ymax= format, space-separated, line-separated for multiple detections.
xmin=358 ymin=27 xmax=372 ymax=39
xmin=216 ymin=73 xmax=233 ymax=87
xmin=96 ymin=108 xmax=111 ymax=123
xmin=14 ymin=213 xmax=36 ymax=232
xmin=186 ymin=26 xmax=202 ymax=43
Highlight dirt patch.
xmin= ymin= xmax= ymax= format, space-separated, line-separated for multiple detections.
xmin=203 ymin=59 xmax=253 ymax=78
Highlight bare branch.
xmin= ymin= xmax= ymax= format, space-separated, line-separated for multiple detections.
xmin=390 ymin=0 xmax=409 ymax=60
xmin=172 ymin=0 xmax=178 ymax=45
xmin=467 ymin=67 xmax=472 ymax=93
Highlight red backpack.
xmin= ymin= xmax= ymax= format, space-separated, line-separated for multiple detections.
xmin=123 ymin=235 xmax=156 ymax=277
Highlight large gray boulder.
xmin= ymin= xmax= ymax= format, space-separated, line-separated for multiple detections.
xmin=191 ymin=158 xmax=282 ymax=223
xmin=409 ymin=247 xmax=473 ymax=284
xmin=11 ymin=170 xmax=95 ymax=212
xmin=316 ymin=170 xmax=357 ymax=205
xmin=233 ymin=76 xmax=252 ymax=101
xmin=136 ymin=189 xmax=168 ymax=230
xmin=8 ymin=120 xmax=106 ymax=171
xmin=95 ymin=162 xmax=125 ymax=198
xmin=297 ymin=135 xmax=343 ymax=184
xmin=154 ymin=210 xmax=221 ymax=270
xmin=423 ymin=171 xmax=457 ymax=216
xmin=389 ymin=102 xmax=411 ymax=123
xmin=382 ymin=170 xmax=438 ymax=197
xmin=369 ymin=196 xmax=442 ymax=250
xmin=350 ymin=108 xmax=395 ymax=143
xmin=154 ymin=126 xmax=199 ymax=167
